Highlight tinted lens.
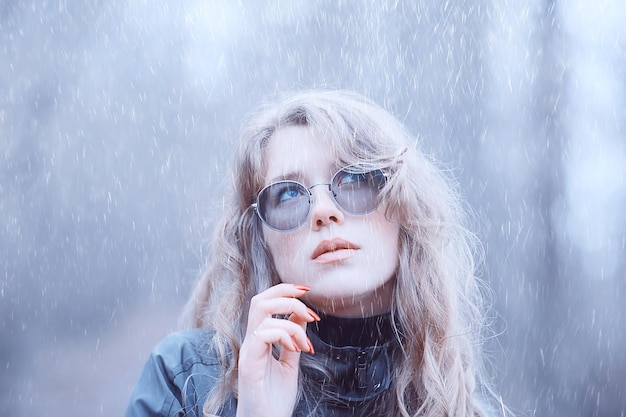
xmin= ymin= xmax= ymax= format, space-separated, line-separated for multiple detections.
xmin=257 ymin=181 xmax=310 ymax=231
xmin=332 ymin=169 xmax=385 ymax=214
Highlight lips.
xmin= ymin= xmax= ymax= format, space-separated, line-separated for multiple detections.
xmin=311 ymin=238 xmax=360 ymax=260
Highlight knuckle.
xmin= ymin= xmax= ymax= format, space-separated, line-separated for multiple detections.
xmin=250 ymin=293 xmax=261 ymax=304
xmin=249 ymin=294 xmax=264 ymax=310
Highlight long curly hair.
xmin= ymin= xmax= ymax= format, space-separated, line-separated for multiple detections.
xmin=183 ymin=90 xmax=501 ymax=417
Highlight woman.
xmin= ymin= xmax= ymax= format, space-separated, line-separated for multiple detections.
xmin=125 ymin=90 xmax=502 ymax=417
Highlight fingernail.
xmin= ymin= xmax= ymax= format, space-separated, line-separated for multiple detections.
xmin=293 ymin=284 xmax=311 ymax=292
xmin=293 ymin=341 xmax=301 ymax=353
xmin=307 ymin=337 xmax=315 ymax=355
xmin=306 ymin=307 xmax=321 ymax=322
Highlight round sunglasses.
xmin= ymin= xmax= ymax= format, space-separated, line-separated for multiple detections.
xmin=252 ymin=166 xmax=387 ymax=231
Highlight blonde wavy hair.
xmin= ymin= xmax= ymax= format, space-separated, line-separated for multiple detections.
xmin=184 ymin=90 xmax=501 ymax=417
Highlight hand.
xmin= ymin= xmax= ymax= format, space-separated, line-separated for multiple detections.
xmin=236 ymin=283 xmax=321 ymax=417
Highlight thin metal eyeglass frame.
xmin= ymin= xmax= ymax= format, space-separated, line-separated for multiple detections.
xmin=250 ymin=166 xmax=387 ymax=232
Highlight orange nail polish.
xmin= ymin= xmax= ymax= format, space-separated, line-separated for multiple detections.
xmin=307 ymin=337 xmax=315 ymax=355
xmin=294 ymin=284 xmax=311 ymax=292
xmin=306 ymin=307 xmax=321 ymax=322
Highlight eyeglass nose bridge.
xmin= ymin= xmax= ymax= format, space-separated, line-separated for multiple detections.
xmin=307 ymin=182 xmax=337 ymax=200
xmin=308 ymin=182 xmax=331 ymax=192
xmin=306 ymin=182 xmax=343 ymax=221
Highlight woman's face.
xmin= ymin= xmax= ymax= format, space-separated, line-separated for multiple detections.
xmin=261 ymin=125 xmax=400 ymax=317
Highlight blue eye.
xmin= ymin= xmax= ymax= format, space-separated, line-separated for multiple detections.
xmin=278 ymin=187 xmax=301 ymax=202
xmin=269 ymin=182 xmax=308 ymax=207
xmin=336 ymin=172 xmax=365 ymax=186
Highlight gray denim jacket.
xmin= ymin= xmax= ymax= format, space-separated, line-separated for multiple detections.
xmin=125 ymin=329 xmax=394 ymax=417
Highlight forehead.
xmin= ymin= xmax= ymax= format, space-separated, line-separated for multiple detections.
xmin=264 ymin=125 xmax=337 ymax=181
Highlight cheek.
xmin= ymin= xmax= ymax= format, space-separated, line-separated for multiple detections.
xmin=264 ymin=229 xmax=306 ymax=281
xmin=370 ymin=220 xmax=401 ymax=272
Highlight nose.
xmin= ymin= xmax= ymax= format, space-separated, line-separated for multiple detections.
xmin=309 ymin=184 xmax=344 ymax=230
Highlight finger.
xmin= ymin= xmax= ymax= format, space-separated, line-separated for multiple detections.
xmin=248 ymin=327 xmax=309 ymax=377
xmin=250 ymin=297 xmax=319 ymax=322
xmin=255 ymin=317 xmax=313 ymax=353
xmin=238 ymin=326 xmax=301 ymax=383
xmin=247 ymin=288 xmax=320 ymax=332
xmin=252 ymin=283 xmax=311 ymax=301
xmin=253 ymin=327 xmax=302 ymax=353
xmin=287 ymin=314 xmax=315 ymax=354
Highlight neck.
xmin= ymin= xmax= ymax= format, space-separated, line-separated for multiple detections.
xmin=305 ymin=280 xmax=395 ymax=318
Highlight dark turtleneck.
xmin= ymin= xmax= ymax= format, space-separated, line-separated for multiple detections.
xmin=309 ymin=310 xmax=395 ymax=347
xmin=299 ymin=308 xmax=398 ymax=414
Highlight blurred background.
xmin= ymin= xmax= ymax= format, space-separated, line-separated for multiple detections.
xmin=1 ymin=1 xmax=625 ymax=416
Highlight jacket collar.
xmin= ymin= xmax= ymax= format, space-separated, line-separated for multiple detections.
xmin=305 ymin=327 xmax=395 ymax=403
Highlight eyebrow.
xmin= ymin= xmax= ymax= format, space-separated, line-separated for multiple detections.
xmin=266 ymin=170 xmax=305 ymax=185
